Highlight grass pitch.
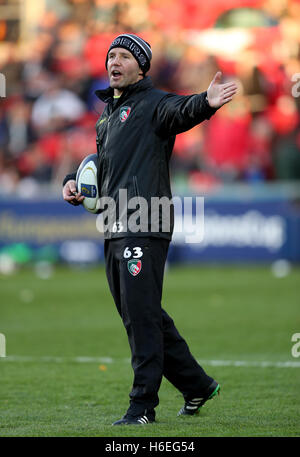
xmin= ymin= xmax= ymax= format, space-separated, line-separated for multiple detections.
xmin=0 ymin=263 xmax=299 ymax=437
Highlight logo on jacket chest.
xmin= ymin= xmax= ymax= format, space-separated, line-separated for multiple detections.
xmin=120 ymin=106 xmax=131 ymax=123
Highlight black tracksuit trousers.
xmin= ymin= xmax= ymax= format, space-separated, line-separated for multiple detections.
xmin=104 ymin=236 xmax=213 ymax=414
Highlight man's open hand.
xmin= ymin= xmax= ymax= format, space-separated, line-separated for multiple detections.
xmin=62 ymin=179 xmax=85 ymax=206
xmin=207 ymin=71 xmax=238 ymax=108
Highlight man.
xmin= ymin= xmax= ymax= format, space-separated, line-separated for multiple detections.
xmin=63 ymin=34 xmax=237 ymax=425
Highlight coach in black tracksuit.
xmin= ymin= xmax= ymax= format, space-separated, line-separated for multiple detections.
xmin=63 ymin=34 xmax=237 ymax=425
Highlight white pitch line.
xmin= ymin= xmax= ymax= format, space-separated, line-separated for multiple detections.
xmin=197 ymin=359 xmax=300 ymax=368
xmin=1 ymin=356 xmax=300 ymax=368
xmin=1 ymin=355 xmax=115 ymax=364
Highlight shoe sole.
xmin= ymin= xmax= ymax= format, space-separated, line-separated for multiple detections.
xmin=112 ymin=421 xmax=155 ymax=426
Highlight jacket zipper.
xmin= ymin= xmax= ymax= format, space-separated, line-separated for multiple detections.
xmin=133 ymin=175 xmax=139 ymax=197
xmin=105 ymin=115 xmax=111 ymax=149
xmin=133 ymin=175 xmax=142 ymax=221
xmin=103 ymin=115 xmax=111 ymax=194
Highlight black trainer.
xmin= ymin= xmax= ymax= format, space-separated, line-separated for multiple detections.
xmin=177 ymin=380 xmax=220 ymax=416
xmin=112 ymin=409 xmax=155 ymax=426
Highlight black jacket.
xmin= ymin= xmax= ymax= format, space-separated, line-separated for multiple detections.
xmin=64 ymin=76 xmax=218 ymax=240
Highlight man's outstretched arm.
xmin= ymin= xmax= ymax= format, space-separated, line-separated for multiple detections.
xmin=154 ymin=71 xmax=238 ymax=136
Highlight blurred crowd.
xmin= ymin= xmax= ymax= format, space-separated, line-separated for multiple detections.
xmin=0 ymin=0 xmax=300 ymax=197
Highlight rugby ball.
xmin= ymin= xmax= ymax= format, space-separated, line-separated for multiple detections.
xmin=76 ymin=153 xmax=100 ymax=214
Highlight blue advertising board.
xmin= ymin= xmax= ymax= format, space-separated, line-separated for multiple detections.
xmin=171 ymin=199 xmax=300 ymax=263
xmin=0 ymin=199 xmax=104 ymax=264
xmin=0 ymin=197 xmax=299 ymax=263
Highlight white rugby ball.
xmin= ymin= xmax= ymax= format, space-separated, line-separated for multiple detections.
xmin=76 ymin=153 xmax=100 ymax=214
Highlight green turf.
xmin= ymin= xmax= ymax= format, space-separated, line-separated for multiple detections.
xmin=0 ymin=264 xmax=300 ymax=437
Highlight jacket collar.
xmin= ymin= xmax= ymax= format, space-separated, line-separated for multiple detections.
xmin=95 ymin=76 xmax=153 ymax=103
